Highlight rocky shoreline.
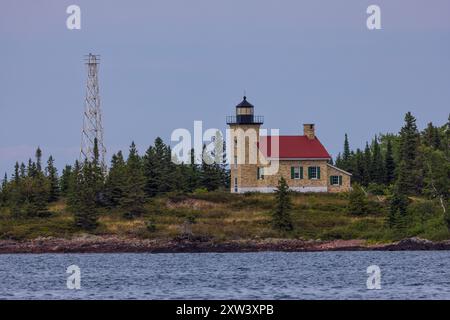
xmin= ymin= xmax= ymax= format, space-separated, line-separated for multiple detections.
xmin=1 ymin=236 xmax=450 ymax=254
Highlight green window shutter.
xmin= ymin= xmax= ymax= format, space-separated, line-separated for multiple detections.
xmin=308 ymin=167 xmax=311 ymax=179
xmin=317 ymin=167 xmax=321 ymax=179
xmin=300 ymin=167 xmax=303 ymax=179
xmin=330 ymin=176 xmax=333 ymax=184
xmin=339 ymin=176 xmax=342 ymax=186
xmin=290 ymin=167 xmax=294 ymax=179
xmin=257 ymin=168 xmax=260 ymax=180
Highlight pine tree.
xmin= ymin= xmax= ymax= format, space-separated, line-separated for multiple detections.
xmin=271 ymin=177 xmax=293 ymax=231
xmin=19 ymin=163 xmax=26 ymax=178
xmin=13 ymin=162 xmax=20 ymax=184
xmin=388 ymin=186 xmax=409 ymax=229
xmin=397 ymin=112 xmax=422 ymax=195
xmin=143 ymin=137 xmax=175 ymax=196
xmin=342 ymin=134 xmax=351 ymax=171
xmin=121 ymin=142 xmax=146 ymax=219
xmin=105 ymin=151 xmax=127 ymax=207
xmin=423 ymin=122 xmax=441 ymax=149
xmin=0 ymin=173 xmax=8 ymax=206
xmin=362 ymin=142 xmax=372 ymax=186
xmin=60 ymin=165 xmax=73 ymax=196
xmin=352 ymin=149 xmax=365 ymax=184
xmin=347 ymin=183 xmax=368 ymax=215
xmin=70 ymin=160 xmax=99 ymax=230
xmin=370 ymin=135 xmax=384 ymax=184
xmin=385 ymin=139 xmax=396 ymax=185
xmin=46 ymin=156 xmax=60 ymax=202
xmin=35 ymin=147 xmax=43 ymax=174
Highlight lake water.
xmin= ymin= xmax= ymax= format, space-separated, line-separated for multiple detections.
xmin=0 ymin=251 xmax=449 ymax=299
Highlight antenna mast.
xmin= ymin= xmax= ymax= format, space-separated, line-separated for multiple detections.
xmin=80 ymin=53 xmax=106 ymax=170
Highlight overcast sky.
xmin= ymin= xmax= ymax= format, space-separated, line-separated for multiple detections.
xmin=1 ymin=0 xmax=449 ymax=176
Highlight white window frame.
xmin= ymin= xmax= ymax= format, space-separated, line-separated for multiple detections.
xmin=330 ymin=175 xmax=340 ymax=186
xmin=293 ymin=167 xmax=301 ymax=179
xmin=309 ymin=166 xmax=318 ymax=179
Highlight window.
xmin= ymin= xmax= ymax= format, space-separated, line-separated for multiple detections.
xmin=330 ymin=175 xmax=342 ymax=186
xmin=257 ymin=167 xmax=264 ymax=180
xmin=308 ymin=166 xmax=321 ymax=180
xmin=234 ymin=156 xmax=238 ymax=169
xmin=290 ymin=166 xmax=303 ymax=179
xmin=234 ymin=177 xmax=238 ymax=192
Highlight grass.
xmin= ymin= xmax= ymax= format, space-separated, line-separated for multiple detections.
xmin=0 ymin=192 xmax=449 ymax=242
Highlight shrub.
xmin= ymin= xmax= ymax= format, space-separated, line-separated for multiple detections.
xmin=367 ymin=183 xmax=387 ymax=196
xmin=347 ymin=183 xmax=369 ymax=215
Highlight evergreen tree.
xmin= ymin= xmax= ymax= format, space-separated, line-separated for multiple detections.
xmin=271 ymin=177 xmax=293 ymax=231
xmin=13 ymin=162 xmax=20 ymax=184
xmin=121 ymin=142 xmax=146 ymax=219
xmin=105 ymin=151 xmax=127 ymax=207
xmin=46 ymin=156 xmax=60 ymax=202
xmin=67 ymin=161 xmax=81 ymax=209
xmin=35 ymin=147 xmax=43 ymax=174
xmin=347 ymin=183 xmax=368 ymax=215
xmin=143 ymin=137 xmax=176 ymax=196
xmin=70 ymin=160 xmax=99 ymax=230
xmin=362 ymin=142 xmax=372 ymax=186
xmin=423 ymin=122 xmax=441 ymax=149
xmin=388 ymin=186 xmax=409 ymax=229
xmin=384 ymin=139 xmax=396 ymax=185
xmin=342 ymin=133 xmax=351 ymax=171
xmin=19 ymin=163 xmax=26 ymax=178
xmin=352 ymin=149 xmax=365 ymax=184
xmin=370 ymin=136 xmax=384 ymax=184
xmin=60 ymin=165 xmax=72 ymax=196
xmin=397 ymin=112 xmax=422 ymax=195
xmin=0 ymin=173 xmax=8 ymax=206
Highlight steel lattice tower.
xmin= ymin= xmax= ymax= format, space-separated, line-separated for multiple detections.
xmin=80 ymin=53 xmax=106 ymax=170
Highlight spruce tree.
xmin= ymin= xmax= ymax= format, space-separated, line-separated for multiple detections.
xmin=121 ymin=142 xmax=146 ymax=219
xmin=46 ymin=156 xmax=60 ymax=202
xmin=388 ymin=186 xmax=409 ymax=229
xmin=352 ymin=149 xmax=365 ymax=184
xmin=71 ymin=160 xmax=99 ymax=230
xmin=342 ymin=133 xmax=351 ymax=171
xmin=370 ymin=136 xmax=384 ymax=184
xmin=397 ymin=112 xmax=422 ymax=195
xmin=384 ymin=139 xmax=396 ymax=185
xmin=347 ymin=183 xmax=368 ymax=215
xmin=60 ymin=165 xmax=72 ymax=196
xmin=271 ymin=177 xmax=294 ymax=231
xmin=105 ymin=151 xmax=127 ymax=207
xmin=362 ymin=142 xmax=372 ymax=186
xmin=35 ymin=147 xmax=43 ymax=174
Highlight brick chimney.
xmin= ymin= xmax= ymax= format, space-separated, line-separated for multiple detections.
xmin=303 ymin=124 xmax=315 ymax=139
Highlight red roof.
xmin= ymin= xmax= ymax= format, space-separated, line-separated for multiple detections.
xmin=258 ymin=135 xmax=331 ymax=159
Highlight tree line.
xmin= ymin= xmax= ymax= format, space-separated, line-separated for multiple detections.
xmin=337 ymin=112 xmax=450 ymax=229
xmin=0 ymin=137 xmax=229 ymax=229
